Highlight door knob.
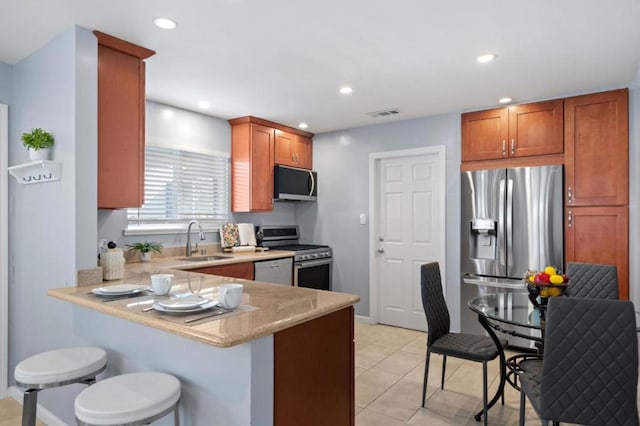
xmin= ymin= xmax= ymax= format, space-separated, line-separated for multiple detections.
xmin=377 ymin=248 xmax=385 ymax=254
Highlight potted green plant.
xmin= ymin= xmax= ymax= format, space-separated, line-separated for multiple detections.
xmin=126 ymin=241 xmax=163 ymax=262
xmin=21 ymin=128 xmax=55 ymax=161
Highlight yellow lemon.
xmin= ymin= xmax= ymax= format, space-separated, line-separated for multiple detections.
xmin=544 ymin=266 xmax=557 ymax=275
xmin=528 ymin=275 xmax=535 ymax=283
xmin=547 ymin=287 xmax=563 ymax=297
xmin=549 ymin=274 xmax=564 ymax=284
xmin=539 ymin=288 xmax=550 ymax=297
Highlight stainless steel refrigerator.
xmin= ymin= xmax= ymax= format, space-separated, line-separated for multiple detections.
xmin=460 ymin=165 xmax=563 ymax=348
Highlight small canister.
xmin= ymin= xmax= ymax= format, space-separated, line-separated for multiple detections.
xmin=100 ymin=248 xmax=125 ymax=280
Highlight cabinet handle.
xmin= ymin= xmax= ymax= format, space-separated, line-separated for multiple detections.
xmin=567 ymin=186 xmax=573 ymax=204
xmin=511 ymin=138 xmax=515 ymax=155
xmin=502 ymin=139 xmax=506 ymax=156
xmin=568 ymin=210 xmax=572 ymax=228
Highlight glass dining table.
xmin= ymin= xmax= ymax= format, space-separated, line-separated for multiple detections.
xmin=467 ymin=292 xmax=640 ymax=413
xmin=465 ymin=292 xmax=543 ymax=420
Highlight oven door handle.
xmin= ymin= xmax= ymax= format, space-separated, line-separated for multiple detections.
xmin=295 ymin=258 xmax=333 ymax=268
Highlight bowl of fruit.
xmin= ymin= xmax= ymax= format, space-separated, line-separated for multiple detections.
xmin=525 ymin=266 xmax=569 ymax=309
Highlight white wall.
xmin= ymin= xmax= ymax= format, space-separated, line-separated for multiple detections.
xmin=8 ymin=26 xmax=98 ymax=422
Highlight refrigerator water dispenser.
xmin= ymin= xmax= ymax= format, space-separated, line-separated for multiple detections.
xmin=469 ymin=218 xmax=497 ymax=260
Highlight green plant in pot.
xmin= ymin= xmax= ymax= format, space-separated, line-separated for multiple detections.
xmin=21 ymin=128 xmax=54 ymax=161
xmin=126 ymin=241 xmax=163 ymax=262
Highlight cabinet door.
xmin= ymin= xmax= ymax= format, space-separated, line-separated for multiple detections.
xmin=250 ymin=124 xmax=275 ymax=211
xmin=97 ymin=45 xmax=145 ymax=208
xmin=274 ymin=129 xmax=296 ymax=167
xmin=565 ymin=89 xmax=628 ymax=206
xmin=294 ymin=136 xmax=313 ymax=169
xmin=274 ymin=307 xmax=354 ymax=426
xmin=461 ymin=108 xmax=508 ymax=161
xmin=231 ymin=123 xmax=274 ymax=212
xmin=508 ymin=100 xmax=563 ymax=157
xmin=190 ymin=262 xmax=254 ymax=280
xmin=565 ymin=206 xmax=628 ymax=299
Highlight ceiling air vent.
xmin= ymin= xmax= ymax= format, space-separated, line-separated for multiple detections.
xmin=366 ymin=109 xmax=399 ymax=118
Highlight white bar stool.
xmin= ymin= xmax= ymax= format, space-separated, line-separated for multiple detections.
xmin=74 ymin=371 xmax=181 ymax=425
xmin=14 ymin=346 xmax=108 ymax=426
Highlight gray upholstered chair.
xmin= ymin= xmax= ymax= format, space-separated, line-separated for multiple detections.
xmin=420 ymin=262 xmax=507 ymax=426
xmin=518 ymin=297 xmax=639 ymax=426
xmin=518 ymin=262 xmax=620 ymax=378
xmin=566 ymin=262 xmax=618 ymax=299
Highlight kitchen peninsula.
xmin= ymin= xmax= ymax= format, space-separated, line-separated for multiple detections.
xmin=48 ymin=254 xmax=359 ymax=426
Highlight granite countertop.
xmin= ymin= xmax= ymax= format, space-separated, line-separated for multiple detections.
xmin=49 ymin=252 xmax=360 ymax=348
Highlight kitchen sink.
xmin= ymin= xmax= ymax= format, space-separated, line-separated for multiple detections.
xmin=178 ymin=255 xmax=232 ymax=262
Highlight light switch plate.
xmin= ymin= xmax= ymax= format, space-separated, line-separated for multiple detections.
xmin=359 ymin=213 xmax=367 ymax=225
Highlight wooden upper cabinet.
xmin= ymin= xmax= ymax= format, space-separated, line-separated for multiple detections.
xmin=461 ymin=100 xmax=563 ymax=162
xmin=508 ymin=100 xmax=563 ymax=157
xmin=564 ymin=89 xmax=628 ymax=206
xmin=94 ymin=31 xmax=155 ymax=209
xmin=230 ymin=116 xmax=314 ymax=212
xmin=275 ymin=131 xmax=313 ymax=169
xmin=461 ymin=108 xmax=508 ymax=161
xmin=295 ymin=136 xmax=313 ymax=169
xmin=230 ymin=122 xmax=275 ymax=212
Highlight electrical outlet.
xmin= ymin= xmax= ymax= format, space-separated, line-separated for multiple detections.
xmin=359 ymin=214 xmax=367 ymax=225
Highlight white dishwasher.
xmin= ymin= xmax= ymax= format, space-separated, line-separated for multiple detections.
xmin=254 ymin=257 xmax=293 ymax=285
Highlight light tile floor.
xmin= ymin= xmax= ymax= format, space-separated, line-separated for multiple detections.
xmin=0 ymin=397 xmax=44 ymax=426
xmin=355 ymin=322 xmax=543 ymax=426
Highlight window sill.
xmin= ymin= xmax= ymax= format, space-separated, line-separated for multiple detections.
xmin=124 ymin=224 xmax=222 ymax=236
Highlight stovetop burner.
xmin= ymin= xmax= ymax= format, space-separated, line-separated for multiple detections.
xmin=257 ymin=225 xmax=333 ymax=262
xmin=275 ymin=244 xmax=329 ymax=252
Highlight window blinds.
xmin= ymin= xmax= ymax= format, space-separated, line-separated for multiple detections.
xmin=127 ymin=146 xmax=229 ymax=225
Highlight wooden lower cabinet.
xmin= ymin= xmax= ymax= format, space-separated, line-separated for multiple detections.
xmin=274 ymin=306 xmax=354 ymax=426
xmin=565 ymin=206 xmax=629 ymax=299
xmin=189 ymin=262 xmax=254 ymax=280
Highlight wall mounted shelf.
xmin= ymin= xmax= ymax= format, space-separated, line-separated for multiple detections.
xmin=8 ymin=160 xmax=61 ymax=184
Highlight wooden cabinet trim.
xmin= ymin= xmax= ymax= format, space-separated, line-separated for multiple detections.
xmin=228 ymin=116 xmax=314 ymax=138
xmin=93 ymin=30 xmax=155 ymax=59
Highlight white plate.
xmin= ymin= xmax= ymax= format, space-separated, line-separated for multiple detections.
xmin=92 ymin=284 xmax=148 ymax=296
xmin=158 ymin=295 xmax=211 ymax=310
xmin=153 ymin=299 xmax=219 ymax=314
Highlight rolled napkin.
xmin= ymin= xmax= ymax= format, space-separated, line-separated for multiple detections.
xmin=232 ymin=245 xmax=256 ymax=253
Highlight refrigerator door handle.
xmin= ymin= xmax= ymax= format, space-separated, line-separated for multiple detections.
xmin=498 ymin=178 xmax=507 ymax=270
xmin=505 ymin=178 xmax=514 ymax=276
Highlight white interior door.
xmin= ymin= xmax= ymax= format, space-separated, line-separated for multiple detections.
xmin=0 ymin=104 xmax=8 ymax=397
xmin=370 ymin=147 xmax=445 ymax=331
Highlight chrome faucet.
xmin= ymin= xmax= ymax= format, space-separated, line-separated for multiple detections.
xmin=185 ymin=220 xmax=206 ymax=257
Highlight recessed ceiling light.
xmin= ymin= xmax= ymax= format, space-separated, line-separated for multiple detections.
xmin=339 ymin=86 xmax=353 ymax=95
xmin=499 ymin=97 xmax=512 ymax=104
xmin=153 ymin=17 xmax=177 ymax=30
xmin=298 ymin=123 xmax=308 ymax=129
xmin=476 ymin=53 xmax=496 ymax=63
xmin=198 ymin=101 xmax=210 ymax=109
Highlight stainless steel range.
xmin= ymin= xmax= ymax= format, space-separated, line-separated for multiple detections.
xmin=257 ymin=225 xmax=333 ymax=291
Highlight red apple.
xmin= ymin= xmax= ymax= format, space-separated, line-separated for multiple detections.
xmin=562 ymin=274 xmax=570 ymax=283
xmin=534 ymin=272 xmax=550 ymax=284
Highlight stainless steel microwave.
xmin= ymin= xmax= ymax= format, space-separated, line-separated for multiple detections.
xmin=274 ymin=165 xmax=317 ymax=201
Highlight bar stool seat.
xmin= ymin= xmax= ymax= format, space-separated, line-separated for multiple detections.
xmin=74 ymin=372 xmax=181 ymax=425
xmin=15 ymin=347 xmax=107 ymax=426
